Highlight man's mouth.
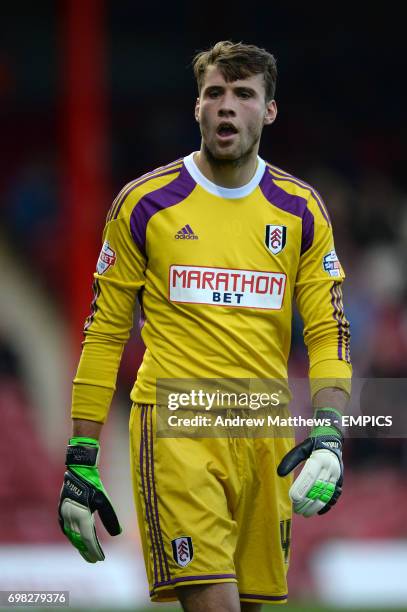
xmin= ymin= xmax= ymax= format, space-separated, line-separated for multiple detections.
xmin=216 ymin=122 xmax=238 ymax=138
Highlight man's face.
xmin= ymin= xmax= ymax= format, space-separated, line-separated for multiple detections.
xmin=195 ymin=65 xmax=277 ymax=162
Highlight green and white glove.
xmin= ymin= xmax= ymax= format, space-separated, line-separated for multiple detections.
xmin=58 ymin=437 xmax=122 ymax=562
xmin=277 ymin=408 xmax=343 ymax=517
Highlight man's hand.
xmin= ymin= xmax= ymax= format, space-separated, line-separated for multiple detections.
xmin=58 ymin=437 xmax=122 ymax=562
xmin=277 ymin=408 xmax=343 ymax=517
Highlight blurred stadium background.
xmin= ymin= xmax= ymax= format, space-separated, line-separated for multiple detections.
xmin=1 ymin=2 xmax=407 ymax=610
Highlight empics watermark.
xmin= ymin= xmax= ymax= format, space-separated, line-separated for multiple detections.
xmin=156 ymin=378 xmax=404 ymax=439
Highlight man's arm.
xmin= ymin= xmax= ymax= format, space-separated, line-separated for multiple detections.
xmin=313 ymin=387 xmax=348 ymax=412
xmin=294 ymin=191 xmax=352 ymax=398
xmin=278 ymin=190 xmax=351 ymax=517
xmin=72 ymin=214 xmax=147 ymax=424
xmin=59 ymin=196 xmax=147 ymax=561
xmin=72 ymin=418 xmax=103 ymax=440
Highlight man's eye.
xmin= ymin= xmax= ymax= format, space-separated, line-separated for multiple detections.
xmin=238 ymin=91 xmax=252 ymax=99
xmin=208 ymin=90 xmax=221 ymax=98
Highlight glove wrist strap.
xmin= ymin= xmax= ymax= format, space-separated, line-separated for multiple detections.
xmin=311 ymin=407 xmax=344 ymax=440
xmin=66 ymin=437 xmax=100 ymax=467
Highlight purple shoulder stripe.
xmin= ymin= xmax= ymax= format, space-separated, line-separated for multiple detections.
xmin=267 ymin=164 xmax=331 ymax=227
xmin=112 ymin=162 xmax=183 ymax=221
xmin=259 ymin=170 xmax=314 ymax=255
xmin=130 ymin=163 xmax=196 ymax=255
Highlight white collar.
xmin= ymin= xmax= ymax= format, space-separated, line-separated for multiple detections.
xmin=183 ymin=152 xmax=266 ymax=199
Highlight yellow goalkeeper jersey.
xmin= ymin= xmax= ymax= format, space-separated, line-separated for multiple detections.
xmin=72 ymin=153 xmax=351 ymax=422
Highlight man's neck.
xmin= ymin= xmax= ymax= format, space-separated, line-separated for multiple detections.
xmin=194 ymin=147 xmax=259 ymax=189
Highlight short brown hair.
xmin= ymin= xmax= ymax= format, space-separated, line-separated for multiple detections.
xmin=193 ymin=40 xmax=277 ymax=101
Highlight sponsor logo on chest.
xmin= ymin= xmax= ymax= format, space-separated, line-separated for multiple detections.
xmin=169 ymin=265 xmax=286 ymax=309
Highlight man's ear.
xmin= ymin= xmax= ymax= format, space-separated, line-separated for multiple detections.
xmin=264 ymin=99 xmax=277 ymax=126
xmin=195 ymin=98 xmax=200 ymax=122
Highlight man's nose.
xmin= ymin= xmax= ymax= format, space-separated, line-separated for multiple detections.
xmin=218 ymin=91 xmax=237 ymax=116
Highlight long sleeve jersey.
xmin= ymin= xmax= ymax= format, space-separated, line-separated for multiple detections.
xmin=72 ymin=153 xmax=351 ymax=422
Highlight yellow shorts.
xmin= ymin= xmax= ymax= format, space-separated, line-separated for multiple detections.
xmin=129 ymin=404 xmax=294 ymax=604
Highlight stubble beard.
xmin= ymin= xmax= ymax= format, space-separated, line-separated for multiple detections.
xmin=202 ymin=126 xmax=262 ymax=170
xmin=203 ymin=142 xmax=254 ymax=169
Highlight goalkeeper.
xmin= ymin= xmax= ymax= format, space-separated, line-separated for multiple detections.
xmin=59 ymin=39 xmax=351 ymax=611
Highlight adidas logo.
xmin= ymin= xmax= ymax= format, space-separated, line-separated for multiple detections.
xmin=175 ymin=224 xmax=199 ymax=240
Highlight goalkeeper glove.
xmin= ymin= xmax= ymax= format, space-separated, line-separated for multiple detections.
xmin=58 ymin=437 xmax=122 ymax=562
xmin=277 ymin=408 xmax=343 ymax=517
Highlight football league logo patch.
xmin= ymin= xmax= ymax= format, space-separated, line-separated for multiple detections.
xmin=265 ymin=225 xmax=287 ymax=255
xmin=172 ymin=536 xmax=193 ymax=567
xmin=97 ymin=241 xmax=117 ymax=275
xmin=323 ymin=249 xmax=341 ymax=277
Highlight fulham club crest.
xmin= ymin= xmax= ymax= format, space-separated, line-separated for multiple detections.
xmin=96 ymin=240 xmax=117 ymax=275
xmin=265 ymin=225 xmax=287 ymax=255
xmin=172 ymin=536 xmax=194 ymax=567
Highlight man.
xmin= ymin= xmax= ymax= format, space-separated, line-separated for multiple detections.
xmin=59 ymin=41 xmax=351 ymax=611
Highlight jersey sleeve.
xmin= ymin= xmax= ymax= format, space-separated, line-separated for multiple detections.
xmin=295 ymin=192 xmax=351 ymax=398
xmin=71 ymin=209 xmax=146 ymax=423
